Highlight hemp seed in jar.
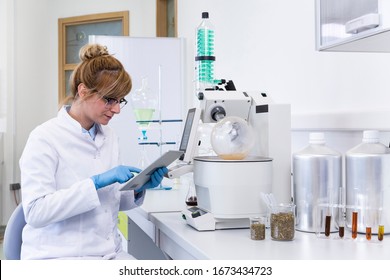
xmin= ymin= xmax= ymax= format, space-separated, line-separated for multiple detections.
xmin=270 ymin=204 xmax=295 ymax=241
xmin=250 ymin=216 xmax=266 ymax=240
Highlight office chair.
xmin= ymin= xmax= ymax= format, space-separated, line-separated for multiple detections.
xmin=3 ymin=204 xmax=26 ymax=260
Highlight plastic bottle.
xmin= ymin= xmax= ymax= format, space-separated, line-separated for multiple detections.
xmin=345 ymin=130 xmax=390 ymax=234
xmin=293 ymin=132 xmax=342 ymax=233
xmin=195 ymin=12 xmax=216 ymax=91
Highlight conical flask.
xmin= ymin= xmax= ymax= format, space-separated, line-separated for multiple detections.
xmin=184 ymin=173 xmax=197 ymax=206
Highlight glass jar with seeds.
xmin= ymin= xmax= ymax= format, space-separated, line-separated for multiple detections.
xmin=250 ymin=216 xmax=266 ymax=240
xmin=270 ymin=203 xmax=296 ymax=241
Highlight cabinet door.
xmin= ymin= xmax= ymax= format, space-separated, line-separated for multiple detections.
xmin=316 ymin=0 xmax=390 ymax=52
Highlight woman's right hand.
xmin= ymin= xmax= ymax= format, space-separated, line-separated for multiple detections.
xmin=91 ymin=165 xmax=142 ymax=189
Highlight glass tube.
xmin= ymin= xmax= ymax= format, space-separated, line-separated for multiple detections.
xmin=377 ymin=190 xmax=384 ymax=241
xmin=325 ymin=215 xmax=331 ymax=237
xmin=366 ymin=227 xmax=372 ymax=240
xmin=324 ymin=187 xmax=333 ymax=237
xmin=365 ymin=189 xmax=372 ymax=240
xmin=378 ymin=225 xmax=384 ymax=241
xmin=338 ymin=187 xmax=346 ymax=238
xmin=352 ymin=211 xmax=358 ymax=239
xmin=338 ymin=223 xmax=345 ymax=238
xmin=352 ymin=188 xmax=359 ymax=239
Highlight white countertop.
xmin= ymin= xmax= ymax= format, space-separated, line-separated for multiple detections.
xmin=150 ymin=212 xmax=390 ymax=260
xmin=125 ymin=188 xmax=187 ymax=219
xmin=123 ymin=188 xmax=187 ymax=243
xmin=123 ymin=188 xmax=389 ymax=260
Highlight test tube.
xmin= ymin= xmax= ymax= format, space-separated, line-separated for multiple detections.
xmin=338 ymin=187 xmax=345 ymax=238
xmin=324 ymin=187 xmax=333 ymax=237
xmin=352 ymin=211 xmax=358 ymax=239
xmin=377 ymin=205 xmax=384 ymax=241
xmin=378 ymin=225 xmax=384 ymax=241
xmin=325 ymin=215 xmax=331 ymax=237
xmin=352 ymin=189 xmax=359 ymax=239
xmin=366 ymin=227 xmax=372 ymax=240
xmin=364 ymin=189 xmax=373 ymax=241
xmin=377 ymin=190 xmax=384 ymax=241
xmin=339 ymin=222 xmax=345 ymax=238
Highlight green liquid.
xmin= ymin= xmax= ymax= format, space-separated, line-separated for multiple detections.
xmin=133 ymin=108 xmax=155 ymax=127
xmin=197 ymin=29 xmax=214 ymax=56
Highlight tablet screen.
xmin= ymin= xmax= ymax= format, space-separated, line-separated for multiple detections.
xmin=119 ymin=150 xmax=184 ymax=191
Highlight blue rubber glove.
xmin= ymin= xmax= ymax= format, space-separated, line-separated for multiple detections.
xmin=135 ymin=167 xmax=168 ymax=193
xmin=91 ymin=165 xmax=141 ymax=190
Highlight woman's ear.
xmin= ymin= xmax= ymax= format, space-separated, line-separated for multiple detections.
xmin=77 ymin=83 xmax=87 ymax=98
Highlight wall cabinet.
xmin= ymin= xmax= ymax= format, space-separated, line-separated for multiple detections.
xmin=316 ymin=0 xmax=390 ymax=52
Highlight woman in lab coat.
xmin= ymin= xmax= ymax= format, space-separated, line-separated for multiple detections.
xmin=19 ymin=44 xmax=167 ymax=260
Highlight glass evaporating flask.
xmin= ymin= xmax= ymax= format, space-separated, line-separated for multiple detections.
xmin=195 ymin=12 xmax=216 ymax=91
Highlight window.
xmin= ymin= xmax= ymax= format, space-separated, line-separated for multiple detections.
xmin=58 ymin=11 xmax=129 ymax=103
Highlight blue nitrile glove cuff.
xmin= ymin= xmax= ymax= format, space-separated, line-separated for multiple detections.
xmin=91 ymin=174 xmax=104 ymax=190
xmin=135 ymin=167 xmax=168 ymax=193
xmin=91 ymin=165 xmax=142 ymax=190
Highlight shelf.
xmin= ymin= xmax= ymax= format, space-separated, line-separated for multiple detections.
xmin=138 ymin=141 xmax=176 ymax=146
xmin=318 ymin=27 xmax=390 ymax=53
xmin=136 ymin=119 xmax=183 ymax=124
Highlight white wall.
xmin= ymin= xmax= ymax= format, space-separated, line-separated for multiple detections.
xmin=0 ymin=0 xmax=16 ymax=226
xmin=177 ymin=0 xmax=390 ymax=127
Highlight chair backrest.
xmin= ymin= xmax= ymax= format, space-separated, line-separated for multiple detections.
xmin=3 ymin=204 xmax=26 ymax=260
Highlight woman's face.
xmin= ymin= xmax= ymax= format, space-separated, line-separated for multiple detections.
xmin=85 ymin=95 xmax=121 ymax=126
xmin=77 ymin=84 xmax=121 ymax=128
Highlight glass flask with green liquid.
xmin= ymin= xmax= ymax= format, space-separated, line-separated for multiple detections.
xmin=130 ymin=77 xmax=157 ymax=140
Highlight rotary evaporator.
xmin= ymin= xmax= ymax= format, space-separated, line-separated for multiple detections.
xmin=167 ymin=12 xmax=292 ymax=231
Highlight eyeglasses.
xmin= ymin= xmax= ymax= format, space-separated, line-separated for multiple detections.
xmin=102 ymin=97 xmax=128 ymax=109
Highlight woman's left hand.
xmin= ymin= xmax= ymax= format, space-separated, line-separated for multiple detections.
xmin=135 ymin=167 xmax=168 ymax=193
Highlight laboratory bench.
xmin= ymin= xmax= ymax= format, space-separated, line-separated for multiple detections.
xmin=122 ymin=188 xmax=390 ymax=260
xmin=121 ymin=187 xmax=187 ymax=259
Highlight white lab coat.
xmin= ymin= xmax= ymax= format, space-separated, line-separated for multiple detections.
xmin=19 ymin=106 xmax=144 ymax=259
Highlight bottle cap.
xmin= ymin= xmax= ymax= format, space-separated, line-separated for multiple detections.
xmin=202 ymin=12 xmax=209 ymax=19
xmin=362 ymin=130 xmax=379 ymax=143
xmin=309 ymin=132 xmax=325 ymax=144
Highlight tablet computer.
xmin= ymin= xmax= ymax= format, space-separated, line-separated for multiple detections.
xmin=119 ymin=150 xmax=184 ymax=191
